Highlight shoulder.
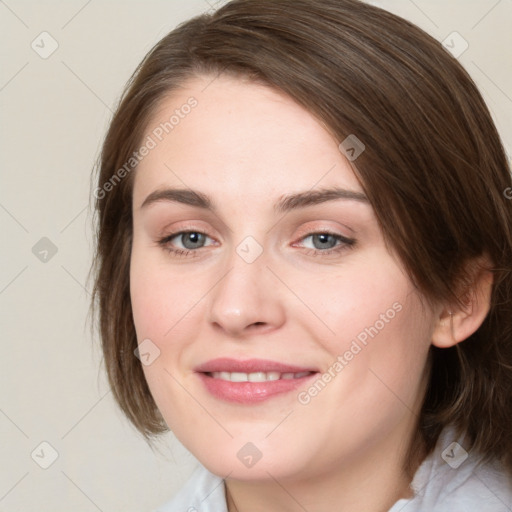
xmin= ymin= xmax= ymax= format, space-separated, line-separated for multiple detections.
xmin=153 ymin=464 xmax=227 ymax=512
xmin=389 ymin=427 xmax=512 ymax=512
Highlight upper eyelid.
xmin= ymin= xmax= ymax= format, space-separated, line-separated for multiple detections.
xmin=161 ymin=219 xmax=355 ymax=238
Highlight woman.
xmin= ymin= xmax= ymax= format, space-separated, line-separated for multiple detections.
xmin=90 ymin=0 xmax=512 ymax=510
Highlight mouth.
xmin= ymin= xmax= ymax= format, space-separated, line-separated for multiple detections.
xmin=206 ymin=370 xmax=314 ymax=382
xmin=194 ymin=358 xmax=319 ymax=403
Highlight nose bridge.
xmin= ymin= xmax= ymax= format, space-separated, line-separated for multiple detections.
xmin=207 ymin=235 xmax=284 ymax=335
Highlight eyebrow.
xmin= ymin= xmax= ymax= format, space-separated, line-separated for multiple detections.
xmin=140 ymin=186 xmax=369 ymax=214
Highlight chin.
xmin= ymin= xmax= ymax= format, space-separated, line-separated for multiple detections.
xmin=194 ymin=437 xmax=313 ymax=482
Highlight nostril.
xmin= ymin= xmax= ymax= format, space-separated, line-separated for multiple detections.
xmin=248 ymin=322 xmax=266 ymax=329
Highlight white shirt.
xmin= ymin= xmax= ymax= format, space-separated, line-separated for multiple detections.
xmin=154 ymin=427 xmax=512 ymax=511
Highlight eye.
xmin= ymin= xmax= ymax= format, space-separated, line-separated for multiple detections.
xmin=172 ymin=232 xmax=209 ymax=249
xmin=157 ymin=229 xmax=356 ymax=259
xmin=295 ymin=232 xmax=356 ymax=256
xmin=157 ymin=230 xmax=214 ymax=257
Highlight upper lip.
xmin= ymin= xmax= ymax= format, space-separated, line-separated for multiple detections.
xmin=194 ymin=358 xmax=318 ymax=374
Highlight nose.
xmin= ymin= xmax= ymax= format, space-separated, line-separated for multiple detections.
xmin=207 ymin=244 xmax=286 ymax=337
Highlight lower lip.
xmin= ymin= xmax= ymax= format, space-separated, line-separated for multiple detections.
xmin=197 ymin=372 xmax=317 ymax=403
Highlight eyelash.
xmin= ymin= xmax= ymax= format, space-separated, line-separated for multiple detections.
xmin=157 ymin=230 xmax=356 ymax=258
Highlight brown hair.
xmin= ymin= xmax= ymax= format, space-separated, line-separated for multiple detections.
xmin=90 ymin=0 xmax=512 ymax=475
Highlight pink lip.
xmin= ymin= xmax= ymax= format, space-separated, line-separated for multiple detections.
xmin=194 ymin=358 xmax=317 ymax=373
xmin=194 ymin=358 xmax=318 ymax=404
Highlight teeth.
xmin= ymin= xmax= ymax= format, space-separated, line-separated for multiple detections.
xmin=248 ymin=372 xmax=266 ymax=382
xmin=230 ymin=372 xmax=248 ymax=382
xmin=210 ymin=371 xmax=311 ymax=382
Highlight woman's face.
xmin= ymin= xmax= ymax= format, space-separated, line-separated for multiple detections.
xmin=130 ymin=74 xmax=437 ymax=480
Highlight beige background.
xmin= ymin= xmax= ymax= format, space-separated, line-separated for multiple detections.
xmin=1 ymin=0 xmax=511 ymax=510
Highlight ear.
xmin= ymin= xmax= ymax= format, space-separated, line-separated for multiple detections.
xmin=431 ymin=255 xmax=494 ymax=348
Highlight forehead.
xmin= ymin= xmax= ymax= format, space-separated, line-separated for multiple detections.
xmin=133 ymin=74 xmax=363 ymax=209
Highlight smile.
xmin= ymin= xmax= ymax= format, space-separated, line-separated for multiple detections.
xmin=208 ymin=371 xmax=313 ymax=382
xmin=194 ymin=358 xmax=319 ymax=403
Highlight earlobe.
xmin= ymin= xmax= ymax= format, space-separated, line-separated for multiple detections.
xmin=431 ymin=259 xmax=494 ymax=349
xmin=431 ymin=309 xmax=458 ymax=348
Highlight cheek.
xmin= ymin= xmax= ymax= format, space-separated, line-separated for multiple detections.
xmin=301 ymin=254 xmax=432 ymax=394
xmin=129 ymin=246 xmax=201 ymax=345
xmin=326 ymin=272 xmax=433 ymax=420
xmin=130 ymin=263 xmax=167 ymax=342
xmin=300 ymin=255 xmax=413 ymax=348
xmin=129 ymin=248 xmax=200 ymax=425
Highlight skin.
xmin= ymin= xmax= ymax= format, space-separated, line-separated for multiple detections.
xmin=129 ymin=74 xmax=493 ymax=512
